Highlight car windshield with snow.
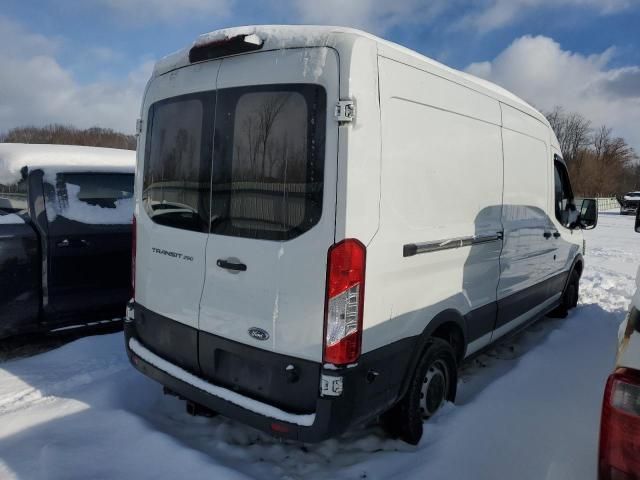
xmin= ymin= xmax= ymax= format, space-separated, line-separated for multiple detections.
xmin=125 ymin=25 xmax=599 ymax=445
xmin=0 ymin=143 xmax=135 ymax=339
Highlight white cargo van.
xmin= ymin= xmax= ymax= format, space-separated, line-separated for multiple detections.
xmin=125 ymin=26 xmax=598 ymax=444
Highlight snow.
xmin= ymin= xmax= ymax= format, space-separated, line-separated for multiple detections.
xmin=129 ymin=338 xmax=316 ymax=427
xmin=0 ymin=214 xmax=24 ymax=225
xmin=0 ymin=143 xmax=135 ymax=186
xmin=0 ymin=210 xmax=638 ymax=479
xmin=46 ymin=183 xmax=134 ymax=225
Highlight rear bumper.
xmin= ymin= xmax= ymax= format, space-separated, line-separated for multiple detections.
xmin=124 ymin=309 xmax=413 ymax=442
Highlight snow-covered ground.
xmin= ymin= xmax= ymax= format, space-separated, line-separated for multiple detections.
xmin=0 ymin=211 xmax=638 ymax=480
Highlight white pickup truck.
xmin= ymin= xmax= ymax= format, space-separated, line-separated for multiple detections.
xmin=598 ymin=213 xmax=640 ymax=480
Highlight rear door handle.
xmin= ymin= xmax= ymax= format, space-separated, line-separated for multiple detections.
xmin=553 ymin=232 xmax=561 ymax=239
xmin=216 ymin=259 xmax=247 ymax=272
xmin=543 ymin=232 xmax=552 ymax=239
xmin=57 ymin=238 xmax=89 ymax=248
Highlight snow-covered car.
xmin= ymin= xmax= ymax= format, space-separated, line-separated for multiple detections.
xmin=598 ymin=211 xmax=640 ymax=480
xmin=619 ymin=192 xmax=640 ymax=215
xmin=125 ymin=25 xmax=599 ymax=445
xmin=0 ymin=143 xmax=135 ymax=339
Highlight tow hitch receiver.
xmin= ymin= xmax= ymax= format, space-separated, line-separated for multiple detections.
xmin=186 ymin=400 xmax=218 ymax=418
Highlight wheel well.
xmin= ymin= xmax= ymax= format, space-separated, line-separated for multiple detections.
xmin=431 ymin=321 xmax=465 ymax=363
xmin=574 ymin=260 xmax=583 ymax=278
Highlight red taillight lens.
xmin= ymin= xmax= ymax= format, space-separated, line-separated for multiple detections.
xmin=323 ymin=239 xmax=366 ymax=366
xmin=599 ymin=368 xmax=640 ymax=480
xmin=131 ymin=215 xmax=136 ymax=300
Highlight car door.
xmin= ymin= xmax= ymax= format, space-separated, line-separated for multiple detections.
xmin=0 ymin=178 xmax=39 ymax=336
xmin=44 ymin=172 xmax=133 ymax=323
xmin=134 ymin=60 xmax=221 ymax=372
xmin=547 ymin=155 xmax=580 ymax=285
xmin=198 ymin=47 xmax=339 ymax=368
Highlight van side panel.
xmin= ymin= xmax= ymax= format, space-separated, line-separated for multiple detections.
xmin=334 ymin=37 xmax=381 ymax=244
xmin=364 ymin=57 xmax=504 ymax=354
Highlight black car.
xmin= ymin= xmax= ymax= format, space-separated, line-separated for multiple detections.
xmin=0 ymin=143 xmax=135 ymax=339
xmin=620 ymin=192 xmax=640 ymax=215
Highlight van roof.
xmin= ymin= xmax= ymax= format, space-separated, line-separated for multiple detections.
xmin=0 ymin=143 xmax=135 ymax=185
xmin=153 ymin=25 xmax=546 ymax=126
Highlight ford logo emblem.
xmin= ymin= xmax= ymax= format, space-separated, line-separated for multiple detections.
xmin=248 ymin=327 xmax=269 ymax=341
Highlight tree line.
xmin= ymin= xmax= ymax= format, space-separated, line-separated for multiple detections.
xmin=1 ymin=114 xmax=638 ymax=197
xmin=0 ymin=124 xmax=136 ymax=150
xmin=545 ymin=107 xmax=639 ymax=197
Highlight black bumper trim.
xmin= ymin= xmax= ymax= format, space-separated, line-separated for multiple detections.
xmin=128 ymin=336 xmax=316 ymax=427
xmin=124 ymin=318 xmax=414 ymax=442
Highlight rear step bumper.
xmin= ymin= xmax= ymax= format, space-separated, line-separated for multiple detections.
xmin=124 ymin=311 xmax=415 ymax=442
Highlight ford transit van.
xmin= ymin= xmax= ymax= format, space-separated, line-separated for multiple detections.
xmin=125 ymin=26 xmax=598 ymax=444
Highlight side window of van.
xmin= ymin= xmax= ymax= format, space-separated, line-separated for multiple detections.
xmin=211 ymin=84 xmax=326 ymax=241
xmin=554 ymin=159 xmax=575 ymax=227
xmin=143 ymin=93 xmax=214 ymax=232
xmin=0 ymin=178 xmax=28 ymax=216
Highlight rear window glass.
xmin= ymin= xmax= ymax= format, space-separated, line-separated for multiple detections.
xmin=143 ymin=84 xmax=326 ymax=240
xmin=211 ymin=85 xmax=326 ymax=240
xmin=143 ymin=93 xmax=214 ymax=232
xmin=60 ymin=173 xmax=133 ymax=207
xmin=46 ymin=173 xmax=134 ymax=225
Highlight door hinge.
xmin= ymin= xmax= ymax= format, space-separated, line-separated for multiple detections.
xmin=334 ymin=100 xmax=355 ymax=123
xmin=135 ymin=118 xmax=143 ymax=136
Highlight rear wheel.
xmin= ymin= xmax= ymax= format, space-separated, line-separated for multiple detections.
xmin=381 ymin=338 xmax=457 ymax=445
xmin=549 ymin=269 xmax=580 ymax=318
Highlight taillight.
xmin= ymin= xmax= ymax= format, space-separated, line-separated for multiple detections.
xmin=131 ymin=215 xmax=136 ymax=300
xmin=323 ymin=239 xmax=366 ymax=366
xmin=599 ymin=368 xmax=640 ymax=480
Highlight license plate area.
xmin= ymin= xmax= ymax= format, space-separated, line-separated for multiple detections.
xmin=214 ymin=350 xmax=271 ymax=394
xmin=198 ymin=330 xmax=321 ymax=414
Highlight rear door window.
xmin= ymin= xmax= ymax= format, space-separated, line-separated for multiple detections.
xmin=211 ymin=84 xmax=326 ymax=240
xmin=46 ymin=173 xmax=134 ymax=225
xmin=142 ymin=85 xmax=326 ymax=240
xmin=143 ymin=93 xmax=214 ymax=232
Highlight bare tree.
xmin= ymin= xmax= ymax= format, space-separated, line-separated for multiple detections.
xmin=0 ymin=124 xmax=136 ymax=150
xmin=545 ymin=106 xmax=591 ymax=169
xmin=546 ymin=108 xmax=639 ymax=197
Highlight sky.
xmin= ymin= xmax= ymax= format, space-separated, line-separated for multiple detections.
xmin=1 ymin=0 xmax=639 ymax=151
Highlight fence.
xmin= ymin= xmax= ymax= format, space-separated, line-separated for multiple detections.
xmin=595 ymin=197 xmax=619 ymax=211
xmin=576 ymin=197 xmax=619 ymax=212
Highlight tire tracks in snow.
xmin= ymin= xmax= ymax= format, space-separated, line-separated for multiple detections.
xmin=0 ymin=363 xmax=127 ymax=415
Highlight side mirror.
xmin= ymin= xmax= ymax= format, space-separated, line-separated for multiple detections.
xmin=636 ymin=208 xmax=640 ymax=233
xmin=579 ymin=198 xmax=598 ymax=230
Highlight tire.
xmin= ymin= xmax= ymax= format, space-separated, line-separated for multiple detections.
xmin=549 ymin=269 xmax=580 ymax=318
xmin=381 ymin=338 xmax=457 ymax=445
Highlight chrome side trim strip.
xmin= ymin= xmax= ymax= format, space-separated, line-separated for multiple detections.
xmin=403 ymin=232 xmax=503 ymax=257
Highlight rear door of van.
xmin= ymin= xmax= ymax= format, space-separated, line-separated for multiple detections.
xmin=198 ymin=48 xmax=339 ymax=372
xmin=135 ymin=60 xmax=221 ymax=372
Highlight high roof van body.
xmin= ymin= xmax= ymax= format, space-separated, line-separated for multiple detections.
xmin=125 ymin=26 xmax=597 ymax=443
